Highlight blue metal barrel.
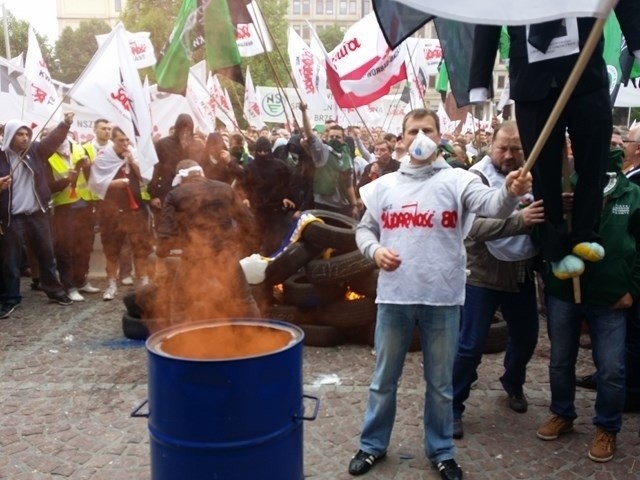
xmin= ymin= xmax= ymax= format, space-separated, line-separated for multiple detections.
xmin=136 ymin=319 xmax=318 ymax=480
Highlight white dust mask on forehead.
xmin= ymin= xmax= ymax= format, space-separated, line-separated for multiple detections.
xmin=409 ymin=130 xmax=438 ymax=161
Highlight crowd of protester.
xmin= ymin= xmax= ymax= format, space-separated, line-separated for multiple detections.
xmin=1 ymin=107 xmax=638 ymax=480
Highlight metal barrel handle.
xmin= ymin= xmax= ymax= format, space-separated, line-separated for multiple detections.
xmin=130 ymin=399 xmax=150 ymax=418
xmin=294 ymin=394 xmax=320 ymax=421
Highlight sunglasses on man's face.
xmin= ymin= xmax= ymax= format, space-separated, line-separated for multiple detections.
xmin=256 ymin=149 xmax=271 ymax=154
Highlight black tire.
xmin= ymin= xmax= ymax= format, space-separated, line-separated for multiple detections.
xmin=122 ymin=311 xmax=149 ymax=340
xmin=122 ymin=292 xmax=142 ymax=318
xmin=484 ymin=314 xmax=508 ymax=354
xmin=264 ymin=241 xmax=322 ymax=285
xmin=301 ymin=209 xmax=358 ymax=252
xmin=317 ymin=297 xmax=377 ymax=328
xmin=283 ymin=272 xmax=347 ymax=308
xmin=347 ymin=269 xmax=379 ymax=298
xmin=298 ymin=324 xmax=346 ymax=347
xmin=305 ymin=250 xmax=376 ymax=285
xmin=265 ymin=304 xmax=318 ymax=326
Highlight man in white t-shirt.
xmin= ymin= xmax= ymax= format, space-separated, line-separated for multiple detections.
xmin=348 ymin=108 xmax=532 ymax=480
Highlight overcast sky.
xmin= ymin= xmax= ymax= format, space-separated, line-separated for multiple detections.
xmin=3 ymin=0 xmax=59 ymax=46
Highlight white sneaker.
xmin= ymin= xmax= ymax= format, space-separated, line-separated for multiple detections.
xmin=103 ymin=280 xmax=117 ymax=301
xmin=78 ymin=282 xmax=100 ymax=294
xmin=67 ymin=289 xmax=85 ymax=302
xmin=120 ymin=276 xmax=134 ymax=286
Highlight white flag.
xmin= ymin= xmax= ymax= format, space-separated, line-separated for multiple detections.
xmin=72 ymin=23 xmax=158 ymax=180
xmin=25 ymin=26 xmax=61 ymax=123
xmin=208 ymin=74 xmax=237 ymax=131
xmin=96 ymin=30 xmax=156 ymax=69
xmin=186 ymin=69 xmax=217 ymax=134
xmin=237 ymin=1 xmax=273 ymax=57
xmin=394 ymin=0 xmax=611 ymax=25
xmin=243 ymin=66 xmax=265 ymax=128
xmin=288 ymin=27 xmax=330 ymax=116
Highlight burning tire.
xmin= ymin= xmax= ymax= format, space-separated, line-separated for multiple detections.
xmin=347 ymin=269 xmax=379 ymax=298
xmin=264 ymin=240 xmax=322 ymax=285
xmin=282 ymin=272 xmax=347 ymax=308
xmin=265 ymin=304 xmax=317 ymax=326
xmin=305 ymin=249 xmax=376 ymax=285
xmin=301 ymin=209 xmax=357 ymax=252
xmin=316 ymin=297 xmax=377 ymax=328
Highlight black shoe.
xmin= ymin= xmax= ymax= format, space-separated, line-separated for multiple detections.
xmin=348 ymin=449 xmax=385 ymax=476
xmin=453 ymin=418 xmax=464 ymax=439
xmin=0 ymin=303 xmax=20 ymax=319
xmin=434 ymin=459 xmax=463 ymax=480
xmin=508 ymin=393 xmax=528 ymax=413
xmin=49 ymin=293 xmax=73 ymax=306
xmin=30 ymin=279 xmax=41 ymax=291
xmin=576 ymin=374 xmax=597 ymax=390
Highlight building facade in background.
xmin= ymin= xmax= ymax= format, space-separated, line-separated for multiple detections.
xmin=56 ymin=0 xmax=126 ymax=33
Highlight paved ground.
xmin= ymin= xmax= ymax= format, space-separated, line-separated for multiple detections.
xmin=1 ymin=261 xmax=639 ymax=479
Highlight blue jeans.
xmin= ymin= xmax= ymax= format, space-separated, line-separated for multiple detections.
xmin=626 ymin=301 xmax=640 ymax=403
xmin=0 ymin=212 xmax=65 ymax=305
xmin=546 ymin=295 xmax=626 ymax=432
xmin=453 ymin=281 xmax=539 ymax=419
xmin=359 ymin=303 xmax=459 ymax=463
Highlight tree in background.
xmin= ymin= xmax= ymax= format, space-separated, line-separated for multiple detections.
xmin=0 ymin=12 xmax=54 ymax=67
xmin=53 ymin=20 xmax=111 ymax=83
xmin=319 ymin=24 xmax=345 ymax=52
xmin=120 ymin=0 xmax=182 ymax=83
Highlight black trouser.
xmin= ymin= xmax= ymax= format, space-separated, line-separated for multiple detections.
xmin=51 ymin=203 xmax=95 ymax=290
xmin=515 ymin=87 xmax=611 ymax=262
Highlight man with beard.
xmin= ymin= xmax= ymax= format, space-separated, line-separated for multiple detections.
xmin=0 ymin=113 xmax=75 ymax=318
xmin=155 ymin=159 xmax=259 ymax=322
xmin=241 ymin=137 xmax=295 ymax=255
xmin=452 ymin=121 xmax=544 ymax=439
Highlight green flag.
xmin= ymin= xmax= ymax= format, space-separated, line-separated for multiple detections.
xmin=155 ymin=0 xmax=243 ymax=95
xmin=603 ymin=13 xmax=623 ymax=94
xmin=435 ymin=61 xmax=449 ymax=94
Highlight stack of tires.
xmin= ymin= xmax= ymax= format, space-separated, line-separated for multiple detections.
xmin=257 ymin=209 xmax=399 ymax=349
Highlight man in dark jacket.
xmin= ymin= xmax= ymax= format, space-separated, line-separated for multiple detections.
xmin=241 ymin=137 xmax=295 ymax=256
xmin=148 ymin=114 xmax=201 ymax=209
xmin=0 ymin=113 xmax=75 ymax=317
xmin=155 ymin=159 xmax=259 ymax=322
xmin=536 ymin=148 xmax=640 ymax=463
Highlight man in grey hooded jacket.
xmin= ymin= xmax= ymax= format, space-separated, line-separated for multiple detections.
xmin=0 ymin=113 xmax=75 ymax=318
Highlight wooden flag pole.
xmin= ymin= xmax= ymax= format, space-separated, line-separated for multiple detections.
xmin=561 ymin=147 xmax=581 ymax=303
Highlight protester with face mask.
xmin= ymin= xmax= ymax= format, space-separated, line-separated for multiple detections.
xmin=348 ymin=108 xmax=532 ymax=480
xmin=240 ymin=137 xmax=295 ymax=256
xmin=300 ymin=104 xmax=359 ymax=218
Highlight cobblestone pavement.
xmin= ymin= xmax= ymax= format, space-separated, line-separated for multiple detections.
xmin=1 ymin=276 xmax=639 ymax=480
